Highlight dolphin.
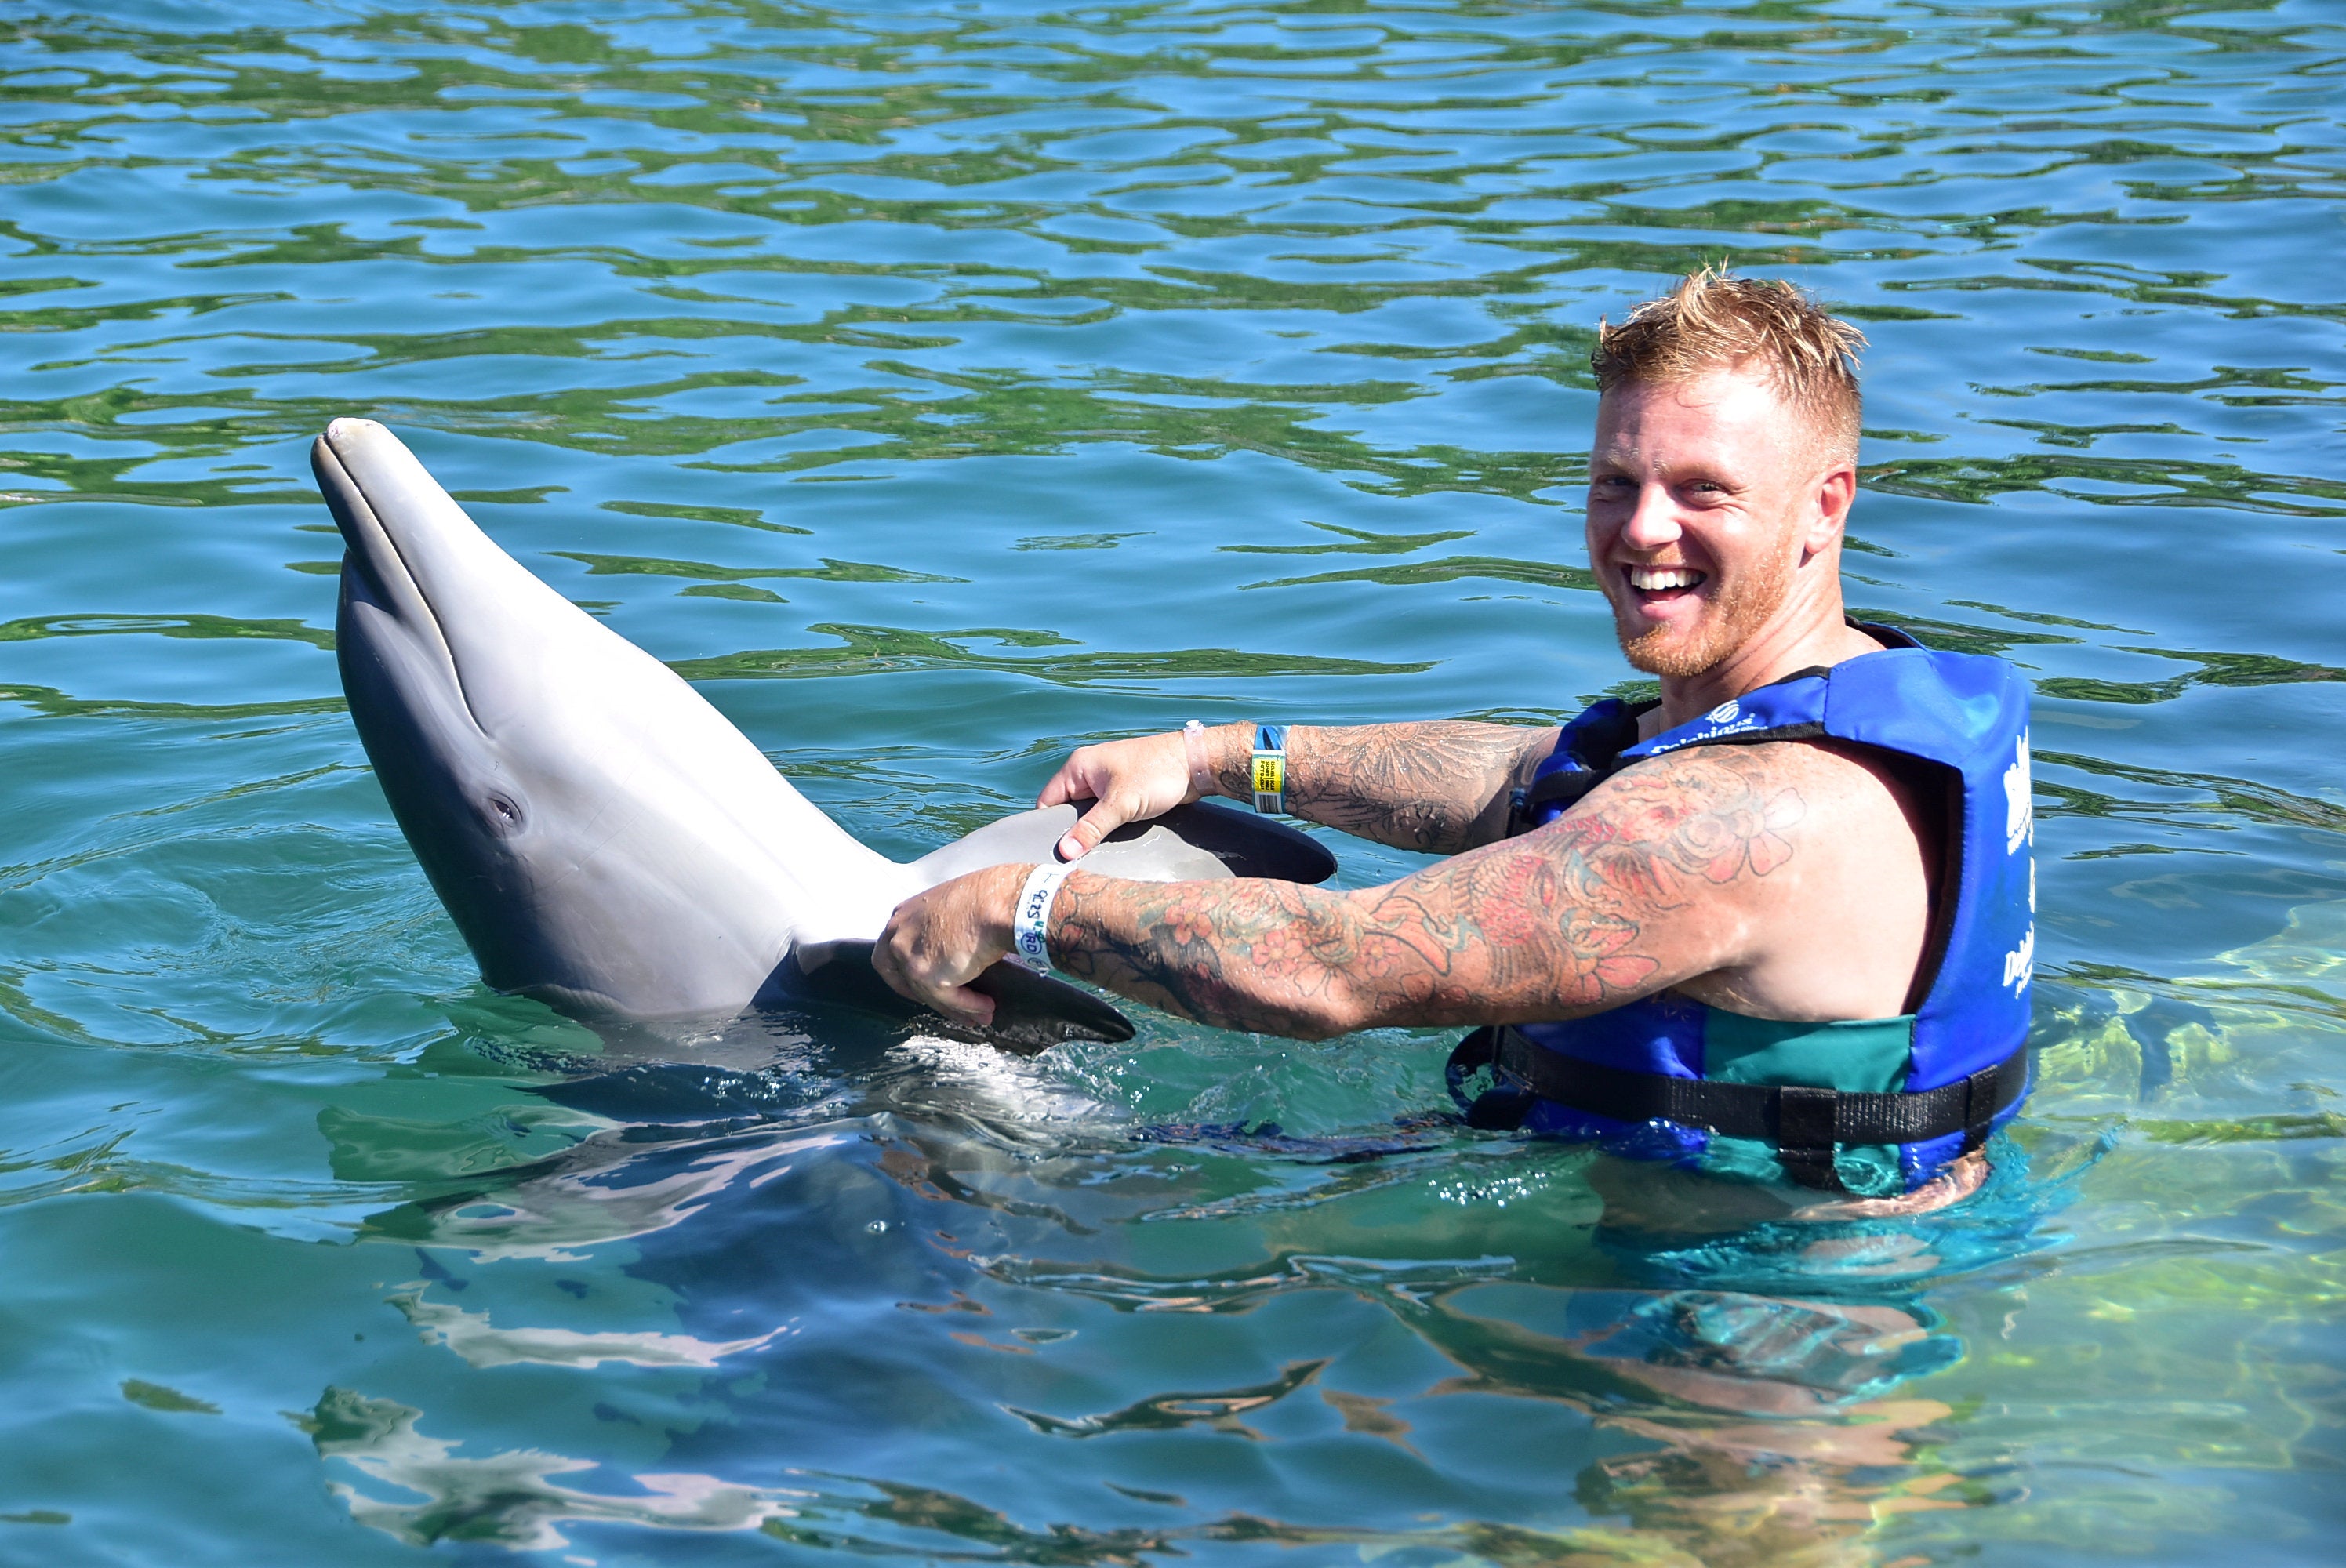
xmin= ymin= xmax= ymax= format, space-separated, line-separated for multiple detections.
xmin=312 ymin=417 xmax=1334 ymax=1051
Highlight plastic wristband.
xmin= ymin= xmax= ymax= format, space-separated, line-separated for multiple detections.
xmin=1011 ymin=861 xmax=1073 ymax=971
xmin=1182 ymin=719 xmax=1216 ymax=800
xmin=1250 ymin=724 xmax=1288 ymax=815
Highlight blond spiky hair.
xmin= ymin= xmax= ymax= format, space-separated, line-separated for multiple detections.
xmin=1592 ymin=266 xmax=1868 ymax=463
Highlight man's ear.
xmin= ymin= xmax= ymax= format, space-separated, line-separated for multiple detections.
xmin=1804 ymin=463 xmax=1857 ymax=557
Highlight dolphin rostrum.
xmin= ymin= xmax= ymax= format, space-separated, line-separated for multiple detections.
xmin=313 ymin=419 xmax=1334 ymax=1051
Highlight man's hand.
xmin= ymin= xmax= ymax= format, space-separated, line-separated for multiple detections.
xmin=873 ymin=862 xmax=1029 ymax=1026
xmin=1035 ymin=720 xmax=1552 ymax=861
xmin=1037 ymin=728 xmax=1224 ymax=861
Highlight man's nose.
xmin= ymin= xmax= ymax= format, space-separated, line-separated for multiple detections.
xmin=1619 ymin=484 xmax=1683 ymax=550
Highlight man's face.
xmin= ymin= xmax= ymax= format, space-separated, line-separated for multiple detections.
xmin=1585 ymin=365 xmax=1845 ymax=679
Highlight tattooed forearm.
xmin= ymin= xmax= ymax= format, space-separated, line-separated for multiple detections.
xmin=1212 ymin=721 xmax=1556 ymax=855
xmin=1051 ymin=876 xmax=1359 ymax=1037
xmin=1058 ymin=747 xmax=1808 ymax=1037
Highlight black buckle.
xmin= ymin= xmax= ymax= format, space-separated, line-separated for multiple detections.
xmin=1776 ymin=1085 xmax=1843 ymax=1191
xmin=1445 ymin=1027 xmax=1536 ymax=1131
xmin=1466 ymin=1084 xmax=1538 ymax=1131
xmin=1961 ymin=1062 xmax=1999 ymax=1152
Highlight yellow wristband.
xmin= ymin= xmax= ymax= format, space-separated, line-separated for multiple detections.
xmin=1250 ymin=724 xmax=1287 ymax=815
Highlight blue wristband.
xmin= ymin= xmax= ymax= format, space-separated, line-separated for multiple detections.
xmin=1250 ymin=724 xmax=1288 ymax=815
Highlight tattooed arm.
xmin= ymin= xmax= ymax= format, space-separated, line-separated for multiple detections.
xmin=875 ymin=741 xmax=1931 ymax=1038
xmin=1051 ymin=744 xmax=1797 ymax=1036
xmin=1269 ymin=721 xmax=1557 ymax=855
xmin=1037 ymin=719 xmax=1557 ymax=859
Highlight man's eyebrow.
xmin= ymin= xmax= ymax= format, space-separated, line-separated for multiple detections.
xmin=1590 ymin=451 xmax=1745 ymax=486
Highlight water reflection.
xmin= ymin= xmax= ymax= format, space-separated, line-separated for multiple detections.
xmin=324 ymin=1033 xmax=2067 ymax=1563
xmin=1406 ymin=1287 xmax=1975 ymax=1568
xmin=390 ymin=1288 xmax=786 ymax=1370
xmin=358 ymin=1119 xmax=854 ymax=1258
xmin=297 ymin=1386 xmax=797 ymax=1551
xmin=304 ymin=1374 xmax=1687 ymax=1563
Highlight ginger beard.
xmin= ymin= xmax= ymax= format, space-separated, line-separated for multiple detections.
xmin=1614 ymin=535 xmax=1796 ymax=678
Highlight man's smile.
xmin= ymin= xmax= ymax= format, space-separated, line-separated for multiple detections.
xmin=1623 ymin=564 xmax=1709 ymax=608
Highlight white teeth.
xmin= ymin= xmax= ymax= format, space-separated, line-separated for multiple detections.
xmin=1628 ymin=566 xmax=1702 ymax=591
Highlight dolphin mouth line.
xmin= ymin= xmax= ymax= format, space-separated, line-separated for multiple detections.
xmin=318 ymin=426 xmax=491 ymax=740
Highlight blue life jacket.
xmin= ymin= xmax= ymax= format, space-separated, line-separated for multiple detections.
xmin=1453 ymin=623 xmax=2034 ymax=1196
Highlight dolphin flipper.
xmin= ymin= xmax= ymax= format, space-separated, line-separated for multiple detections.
xmin=786 ymin=940 xmax=1132 ymax=1054
xmin=968 ymin=960 xmax=1135 ymax=1054
xmin=1142 ymin=801 xmax=1337 ymax=883
xmin=909 ymin=801 xmax=1335 ymax=889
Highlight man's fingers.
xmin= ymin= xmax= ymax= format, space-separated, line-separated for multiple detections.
xmin=1037 ymin=734 xmax=1193 ymax=824
xmin=1036 ymin=760 xmax=1091 ymax=810
xmin=874 ymin=891 xmax=1007 ymax=1027
xmin=1038 ymin=742 xmax=1119 ymax=811
xmin=1059 ymin=795 xmax=1136 ymax=861
xmin=875 ymin=935 xmax=997 ymax=1025
xmin=931 ymin=984 xmax=997 ymax=1027
xmin=870 ymin=921 xmax=921 ymax=1002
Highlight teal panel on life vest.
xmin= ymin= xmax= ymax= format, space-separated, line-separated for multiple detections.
xmin=1701 ymin=1012 xmax=1915 ymax=1091
xmin=1699 ymin=1011 xmax=1916 ymax=1197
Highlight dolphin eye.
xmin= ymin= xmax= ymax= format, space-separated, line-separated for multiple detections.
xmin=482 ymin=794 xmax=525 ymax=836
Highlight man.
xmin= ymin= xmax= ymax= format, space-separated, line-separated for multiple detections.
xmin=876 ymin=268 xmax=2033 ymax=1210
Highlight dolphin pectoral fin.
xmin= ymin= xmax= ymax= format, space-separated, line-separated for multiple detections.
xmin=910 ymin=800 xmax=1337 ymax=887
xmin=964 ymin=961 xmax=1135 ymax=1055
xmin=1146 ymin=801 xmax=1337 ymax=884
xmin=783 ymin=942 xmax=1135 ymax=1054
xmin=906 ymin=804 xmax=1160 ymax=884
xmin=779 ymin=940 xmax=911 ymax=1015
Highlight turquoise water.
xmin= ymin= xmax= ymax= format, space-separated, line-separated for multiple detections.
xmin=2 ymin=0 xmax=2343 ymax=1561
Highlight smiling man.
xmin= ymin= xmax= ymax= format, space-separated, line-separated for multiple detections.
xmin=877 ymin=269 xmax=2035 ymax=1209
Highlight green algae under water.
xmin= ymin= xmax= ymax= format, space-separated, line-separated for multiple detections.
xmin=1 ymin=1 xmax=2342 ymax=1563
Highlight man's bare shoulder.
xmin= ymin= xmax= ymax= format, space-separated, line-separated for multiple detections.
xmin=1557 ymin=736 xmax=1934 ymax=1017
xmin=1592 ymin=736 xmax=1924 ymax=833
xmin=1560 ymin=740 xmax=1818 ymax=879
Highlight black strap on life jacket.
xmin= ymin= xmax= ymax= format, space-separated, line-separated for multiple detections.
xmin=1502 ymin=659 xmax=1853 ymax=838
xmin=1445 ymin=1025 xmax=2028 ymax=1192
xmin=1504 ymin=700 xmax=1650 ymax=837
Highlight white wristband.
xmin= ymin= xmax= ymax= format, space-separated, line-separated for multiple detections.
xmin=1182 ymin=719 xmax=1215 ymax=800
xmin=1011 ymin=860 xmax=1073 ymax=971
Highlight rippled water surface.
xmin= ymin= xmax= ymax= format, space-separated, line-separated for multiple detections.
xmin=3 ymin=0 xmax=2343 ymax=1562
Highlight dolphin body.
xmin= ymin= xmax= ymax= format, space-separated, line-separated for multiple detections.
xmin=313 ymin=418 xmax=1334 ymax=1051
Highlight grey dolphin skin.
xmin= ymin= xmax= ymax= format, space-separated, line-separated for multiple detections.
xmin=313 ymin=418 xmax=1335 ymax=1051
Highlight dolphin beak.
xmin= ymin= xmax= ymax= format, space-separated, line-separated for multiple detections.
xmin=312 ymin=418 xmax=590 ymax=739
xmin=313 ymin=420 xmax=463 ymax=701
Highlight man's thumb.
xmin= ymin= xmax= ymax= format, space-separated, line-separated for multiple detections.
xmin=1057 ymin=797 xmax=1130 ymax=861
